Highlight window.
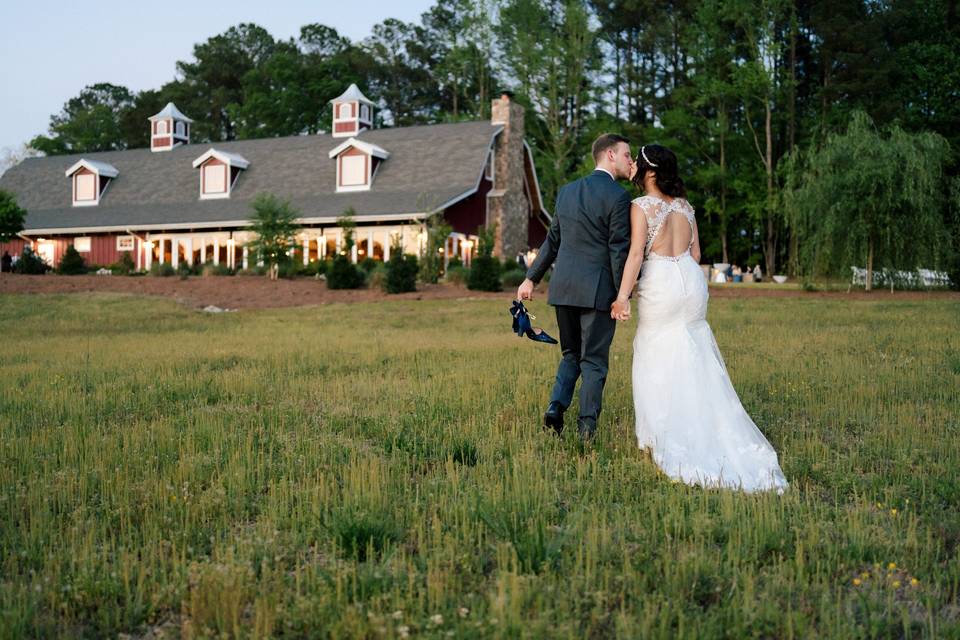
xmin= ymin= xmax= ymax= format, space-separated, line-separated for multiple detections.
xmin=156 ymin=120 xmax=168 ymax=135
xmin=338 ymin=102 xmax=352 ymax=119
xmin=175 ymin=121 xmax=185 ymax=136
xmin=360 ymin=105 xmax=369 ymax=120
xmin=203 ymin=164 xmax=227 ymax=193
xmin=74 ymin=237 xmax=91 ymax=252
xmin=341 ymin=155 xmax=366 ymax=186
xmin=117 ymin=236 xmax=135 ymax=251
xmin=75 ymin=174 xmax=96 ymax=201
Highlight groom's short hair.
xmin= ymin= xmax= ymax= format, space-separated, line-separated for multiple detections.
xmin=592 ymin=133 xmax=630 ymax=162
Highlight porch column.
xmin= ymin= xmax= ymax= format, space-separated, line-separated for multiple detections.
xmin=200 ymin=240 xmax=206 ymax=264
xmin=383 ymin=230 xmax=391 ymax=262
xmin=184 ymin=237 xmax=193 ymax=266
xmin=367 ymin=230 xmax=373 ymax=260
xmin=158 ymin=238 xmax=165 ymax=264
xmin=303 ymin=236 xmax=310 ymax=266
xmin=171 ymin=238 xmax=179 ymax=269
xmin=242 ymin=246 xmax=248 ymax=270
xmin=144 ymin=238 xmax=153 ymax=271
xmin=351 ymin=243 xmax=358 ymax=264
xmin=212 ymin=238 xmax=219 ymax=266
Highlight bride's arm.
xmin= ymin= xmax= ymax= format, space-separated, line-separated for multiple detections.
xmin=691 ymin=218 xmax=702 ymax=263
xmin=611 ymin=202 xmax=648 ymax=319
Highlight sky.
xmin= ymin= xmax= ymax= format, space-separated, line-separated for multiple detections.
xmin=0 ymin=0 xmax=436 ymax=155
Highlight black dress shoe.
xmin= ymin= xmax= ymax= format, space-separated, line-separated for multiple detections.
xmin=543 ymin=401 xmax=565 ymax=435
xmin=577 ymin=417 xmax=597 ymax=443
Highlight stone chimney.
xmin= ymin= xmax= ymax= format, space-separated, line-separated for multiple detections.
xmin=488 ymin=93 xmax=528 ymax=259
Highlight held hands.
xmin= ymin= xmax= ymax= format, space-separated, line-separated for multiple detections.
xmin=517 ymin=278 xmax=535 ymax=301
xmin=611 ymin=296 xmax=631 ymax=321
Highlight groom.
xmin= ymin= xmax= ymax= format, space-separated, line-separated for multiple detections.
xmin=517 ymin=134 xmax=634 ymax=442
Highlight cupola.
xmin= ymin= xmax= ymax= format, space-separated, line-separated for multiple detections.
xmin=65 ymin=159 xmax=119 ymax=207
xmin=149 ymin=102 xmax=193 ymax=152
xmin=330 ymin=84 xmax=375 ymax=138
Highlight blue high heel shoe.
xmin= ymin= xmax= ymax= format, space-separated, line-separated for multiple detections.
xmin=510 ymin=300 xmax=558 ymax=344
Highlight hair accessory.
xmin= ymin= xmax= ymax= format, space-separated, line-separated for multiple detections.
xmin=640 ymin=145 xmax=658 ymax=168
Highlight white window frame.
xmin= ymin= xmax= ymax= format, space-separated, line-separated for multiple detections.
xmin=116 ymin=236 xmax=135 ymax=251
xmin=74 ymin=237 xmax=92 ymax=253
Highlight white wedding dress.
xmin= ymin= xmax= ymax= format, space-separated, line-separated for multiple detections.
xmin=631 ymin=195 xmax=789 ymax=493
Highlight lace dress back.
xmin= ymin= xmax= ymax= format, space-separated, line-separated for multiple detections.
xmin=634 ymin=195 xmax=696 ymax=262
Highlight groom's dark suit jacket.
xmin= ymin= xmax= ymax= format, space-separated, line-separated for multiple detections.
xmin=526 ymin=169 xmax=632 ymax=311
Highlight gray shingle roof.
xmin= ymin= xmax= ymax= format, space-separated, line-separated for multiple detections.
xmin=1 ymin=120 xmax=500 ymax=233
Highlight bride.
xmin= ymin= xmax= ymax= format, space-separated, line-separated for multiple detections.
xmin=609 ymin=144 xmax=789 ymax=493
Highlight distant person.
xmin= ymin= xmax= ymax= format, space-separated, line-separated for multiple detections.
xmin=1 ymin=251 xmax=10 ymax=273
xmin=753 ymin=264 xmax=763 ymax=282
xmin=515 ymin=251 xmax=528 ymax=269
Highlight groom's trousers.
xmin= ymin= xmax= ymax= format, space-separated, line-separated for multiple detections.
xmin=549 ymin=305 xmax=617 ymax=422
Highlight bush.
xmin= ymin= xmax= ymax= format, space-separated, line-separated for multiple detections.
xmin=149 ymin=262 xmax=175 ymax=277
xmin=385 ymin=253 xmax=418 ymax=294
xmin=467 ymin=223 xmax=502 ymax=291
xmin=468 ymin=255 xmax=502 ymax=291
xmin=367 ymin=264 xmax=388 ymax=290
xmin=202 ymin=262 xmax=233 ymax=277
xmin=109 ymin=251 xmax=135 ymax=275
xmin=501 ymin=268 xmax=526 ymax=288
xmin=359 ymin=257 xmax=378 ymax=274
xmin=444 ymin=265 xmax=470 ymax=286
xmin=327 ymin=254 xmax=364 ymax=289
xmin=58 ymin=245 xmax=86 ymax=275
xmin=447 ymin=257 xmax=463 ymax=269
xmin=301 ymin=260 xmax=327 ymax=277
xmin=14 ymin=247 xmax=50 ymax=274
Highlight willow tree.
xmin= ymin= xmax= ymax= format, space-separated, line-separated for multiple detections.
xmin=791 ymin=111 xmax=951 ymax=291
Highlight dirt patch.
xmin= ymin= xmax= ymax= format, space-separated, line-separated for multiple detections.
xmin=1 ymin=273 xmax=956 ymax=310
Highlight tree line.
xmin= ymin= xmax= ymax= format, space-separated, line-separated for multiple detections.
xmin=21 ymin=0 xmax=960 ymax=285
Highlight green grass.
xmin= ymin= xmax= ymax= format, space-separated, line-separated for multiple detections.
xmin=1 ymin=292 xmax=958 ymax=639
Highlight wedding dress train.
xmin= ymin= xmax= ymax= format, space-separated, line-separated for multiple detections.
xmin=631 ymin=195 xmax=789 ymax=493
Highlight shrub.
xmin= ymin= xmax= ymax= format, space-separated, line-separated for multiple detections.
xmin=447 ymin=257 xmax=463 ymax=269
xmin=14 ymin=247 xmax=50 ymax=274
xmin=327 ymin=254 xmax=364 ymax=289
xmin=58 ymin=245 xmax=86 ymax=275
xmin=301 ymin=260 xmax=327 ymax=277
xmin=385 ymin=253 xmax=418 ymax=294
xmin=149 ymin=262 xmax=175 ymax=277
xmin=501 ymin=268 xmax=526 ymax=288
xmin=444 ymin=265 xmax=470 ymax=286
xmin=467 ymin=224 xmax=501 ymax=292
xmin=109 ymin=252 xmax=135 ymax=275
xmin=202 ymin=262 xmax=233 ymax=277
xmin=367 ymin=264 xmax=388 ymax=290
xmin=359 ymin=257 xmax=378 ymax=273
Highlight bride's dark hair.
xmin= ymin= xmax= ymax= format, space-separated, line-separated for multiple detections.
xmin=632 ymin=144 xmax=686 ymax=198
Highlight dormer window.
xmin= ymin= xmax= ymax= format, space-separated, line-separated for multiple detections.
xmin=330 ymin=84 xmax=375 ymax=138
xmin=192 ymin=149 xmax=250 ymax=200
xmin=65 ymin=159 xmax=119 ymax=207
xmin=149 ymin=102 xmax=193 ymax=152
xmin=328 ymin=138 xmax=389 ymax=192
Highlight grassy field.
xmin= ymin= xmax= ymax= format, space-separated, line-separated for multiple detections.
xmin=1 ymin=292 xmax=958 ymax=639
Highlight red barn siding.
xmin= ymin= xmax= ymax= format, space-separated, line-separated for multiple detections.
xmin=443 ymin=175 xmax=491 ymax=236
xmin=335 ymin=121 xmax=357 ymax=134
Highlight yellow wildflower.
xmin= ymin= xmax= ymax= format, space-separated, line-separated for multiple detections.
xmin=852 ymin=578 xmax=862 ymax=586
xmin=910 ymin=578 xmax=919 ymax=586
xmin=892 ymin=580 xmax=901 ymax=588
xmin=890 ymin=509 xmax=898 ymax=516
xmin=887 ymin=562 xmax=896 ymax=570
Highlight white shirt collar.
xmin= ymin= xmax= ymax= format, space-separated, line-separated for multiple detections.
xmin=595 ymin=167 xmax=615 ymax=180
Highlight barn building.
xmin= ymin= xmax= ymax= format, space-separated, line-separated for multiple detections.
xmin=0 ymin=87 xmax=549 ymax=271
